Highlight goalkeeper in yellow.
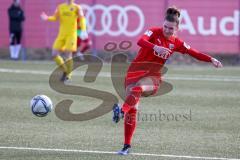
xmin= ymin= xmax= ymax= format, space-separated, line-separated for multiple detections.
xmin=41 ymin=0 xmax=88 ymax=82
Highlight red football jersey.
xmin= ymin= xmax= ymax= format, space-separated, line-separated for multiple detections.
xmin=125 ymin=27 xmax=212 ymax=85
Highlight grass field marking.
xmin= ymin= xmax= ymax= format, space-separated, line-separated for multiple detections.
xmin=0 ymin=146 xmax=239 ymax=160
xmin=0 ymin=68 xmax=240 ymax=82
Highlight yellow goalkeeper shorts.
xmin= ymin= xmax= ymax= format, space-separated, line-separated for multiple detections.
xmin=53 ymin=34 xmax=77 ymax=52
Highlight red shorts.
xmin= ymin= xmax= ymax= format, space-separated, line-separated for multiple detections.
xmin=125 ymin=71 xmax=161 ymax=96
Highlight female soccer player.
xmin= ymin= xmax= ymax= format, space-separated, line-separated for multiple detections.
xmin=113 ymin=6 xmax=223 ymax=155
xmin=41 ymin=0 xmax=88 ymax=82
xmin=8 ymin=0 xmax=25 ymax=60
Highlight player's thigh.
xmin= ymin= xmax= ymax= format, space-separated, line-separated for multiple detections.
xmin=15 ymin=31 xmax=22 ymax=44
xmin=62 ymin=52 xmax=73 ymax=59
xmin=137 ymin=76 xmax=160 ymax=97
xmin=125 ymin=77 xmax=155 ymax=96
xmin=53 ymin=36 xmax=65 ymax=52
xmin=65 ymin=35 xmax=77 ymax=52
xmin=125 ymin=77 xmax=155 ymax=94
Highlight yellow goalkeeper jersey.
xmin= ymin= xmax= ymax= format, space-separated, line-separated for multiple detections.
xmin=57 ymin=3 xmax=79 ymax=36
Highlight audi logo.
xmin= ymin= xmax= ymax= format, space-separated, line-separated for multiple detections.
xmin=81 ymin=4 xmax=145 ymax=37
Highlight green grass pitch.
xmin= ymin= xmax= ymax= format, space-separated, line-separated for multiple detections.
xmin=0 ymin=60 xmax=239 ymax=160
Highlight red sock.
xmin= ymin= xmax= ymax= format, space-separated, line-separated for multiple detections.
xmin=122 ymin=86 xmax=142 ymax=113
xmin=124 ymin=108 xmax=137 ymax=145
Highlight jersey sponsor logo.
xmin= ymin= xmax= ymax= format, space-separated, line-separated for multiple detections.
xmin=81 ymin=4 xmax=145 ymax=37
xmin=63 ymin=11 xmax=72 ymax=16
xmin=183 ymin=42 xmax=190 ymax=49
xmin=153 ymin=51 xmax=170 ymax=59
xmin=144 ymin=30 xmax=153 ymax=37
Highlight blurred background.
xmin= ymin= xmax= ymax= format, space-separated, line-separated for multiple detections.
xmin=0 ymin=0 xmax=239 ymax=64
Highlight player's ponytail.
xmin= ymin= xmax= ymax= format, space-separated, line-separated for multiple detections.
xmin=165 ymin=6 xmax=181 ymax=25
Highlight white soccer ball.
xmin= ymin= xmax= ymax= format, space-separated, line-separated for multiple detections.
xmin=30 ymin=95 xmax=53 ymax=117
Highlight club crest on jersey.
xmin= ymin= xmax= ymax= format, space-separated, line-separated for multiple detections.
xmin=70 ymin=7 xmax=74 ymax=11
xmin=169 ymin=43 xmax=174 ymax=50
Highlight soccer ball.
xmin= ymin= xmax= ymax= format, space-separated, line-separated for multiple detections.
xmin=30 ymin=95 xmax=53 ymax=117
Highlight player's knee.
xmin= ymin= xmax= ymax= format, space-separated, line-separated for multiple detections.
xmin=65 ymin=53 xmax=72 ymax=59
xmin=129 ymin=85 xmax=155 ymax=97
xmin=142 ymin=85 xmax=159 ymax=97
xmin=51 ymin=50 xmax=60 ymax=58
xmin=130 ymin=86 xmax=143 ymax=95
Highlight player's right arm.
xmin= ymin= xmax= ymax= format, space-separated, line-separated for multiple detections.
xmin=41 ymin=7 xmax=59 ymax=22
xmin=137 ymin=28 xmax=171 ymax=55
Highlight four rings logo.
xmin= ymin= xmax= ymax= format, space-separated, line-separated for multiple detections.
xmin=81 ymin=4 xmax=145 ymax=37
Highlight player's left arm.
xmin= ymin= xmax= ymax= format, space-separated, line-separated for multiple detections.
xmin=176 ymin=40 xmax=223 ymax=68
xmin=77 ymin=5 xmax=88 ymax=40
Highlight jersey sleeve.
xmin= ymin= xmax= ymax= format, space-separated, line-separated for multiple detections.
xmin=175 ymin=39 xmax=212 ymax=62
xmin=137 ymin=27 xmax=158 ymax=49
xmin=48 ymin=6 xmax=59 ymax=22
